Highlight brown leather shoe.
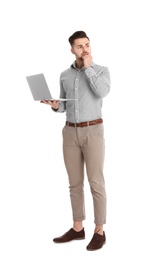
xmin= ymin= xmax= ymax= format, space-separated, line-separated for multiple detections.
xmin=86 ymin=231 xmax=106 ymax=251
xmin=53 ymin=228 xmax=85 ymax=243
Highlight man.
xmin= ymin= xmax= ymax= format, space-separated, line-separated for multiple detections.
xmin=41 ymin=31 xmax=110 ymax=251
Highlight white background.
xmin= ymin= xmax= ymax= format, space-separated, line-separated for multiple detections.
xmin=0 ymin=0 xmax=156 ymax=259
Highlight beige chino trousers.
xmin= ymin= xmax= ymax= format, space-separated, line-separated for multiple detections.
xmin=62 ymin=123 xmax=107 ymax=226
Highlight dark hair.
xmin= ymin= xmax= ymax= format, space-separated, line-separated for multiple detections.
xmin=68 ymin=31 xmax=90 ymax=46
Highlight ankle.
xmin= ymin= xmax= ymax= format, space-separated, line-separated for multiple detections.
xmin=94 ymin=225 xmax=103 ymax=235
xmin=73 ymin=221 xmax=83 ymax=232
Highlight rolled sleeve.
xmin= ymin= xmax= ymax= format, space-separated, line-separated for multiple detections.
xmin=85 ymin=66 xmax=111 ymax=98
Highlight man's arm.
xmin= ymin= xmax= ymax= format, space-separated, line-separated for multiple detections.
xmin=82 ymin=53 xmax=110 ymax=98
xmin=85 ymin=66 xmax=111 ymax=98
xmin=40 ymin=78 xmax=66 ymax=112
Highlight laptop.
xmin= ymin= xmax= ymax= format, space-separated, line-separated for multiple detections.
xmin=26 ymin=73 xmax=75 ymax=101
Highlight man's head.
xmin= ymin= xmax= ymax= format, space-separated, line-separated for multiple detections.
xmin=68 ymin=31 xmax=91 ymax=61
xmin=68 ymin=31 xmax=89 ymax=46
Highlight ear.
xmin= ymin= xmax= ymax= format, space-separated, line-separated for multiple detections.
xmin=70 ymin=48 xmax=74 ymax=54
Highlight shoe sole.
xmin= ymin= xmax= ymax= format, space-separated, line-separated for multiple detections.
xmin=86 ymin=241 xmax=106 ymax=251
xmin=53 ymin=237 xmax=85 ymax=243
xmin=76 ymin=237 xmax=85 ymax=240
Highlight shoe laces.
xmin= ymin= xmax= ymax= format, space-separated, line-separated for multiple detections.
xmin=94 ymin=233 xmax=100 ymax=242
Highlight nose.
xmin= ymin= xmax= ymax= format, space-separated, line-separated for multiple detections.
xmin=83 ymin=46 xmax=87 ymax=52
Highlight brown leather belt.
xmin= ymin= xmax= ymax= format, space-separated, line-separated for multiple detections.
xmin=66 ymin=118 xmax=103 ymax=127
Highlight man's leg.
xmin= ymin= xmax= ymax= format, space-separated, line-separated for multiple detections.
xmin=62 ymin=125 xmax=86 ymax=224
xmin=82 ymin=124 xmax=106 ymax=230
xmin=53 ymin=126 xmax=86 ymax=243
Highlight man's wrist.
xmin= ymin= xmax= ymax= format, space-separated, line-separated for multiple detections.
xmin=51 ymin=107 xmax=59 ymax=112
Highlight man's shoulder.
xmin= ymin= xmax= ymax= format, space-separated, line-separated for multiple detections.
xmin=60 ymin=67 xmax=72 ymax=77
xmin=92 ymin=63 xmax=109 ymax=74
xmin=93 ymin=62 xmax=108 ymax=70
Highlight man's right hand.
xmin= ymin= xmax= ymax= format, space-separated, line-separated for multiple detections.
xmin=40 ymin=100 xmax=59 ymax=109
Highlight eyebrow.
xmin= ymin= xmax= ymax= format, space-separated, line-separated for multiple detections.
xmin=76 ymin=43 xmax=90 ymax=47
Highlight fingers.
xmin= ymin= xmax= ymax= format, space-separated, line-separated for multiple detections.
xmin=40 ymin=100 xmax=49 ymax=104
xmin=40 ymin=100 xmax=59 ymax=109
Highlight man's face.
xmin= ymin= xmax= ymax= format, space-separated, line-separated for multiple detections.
xmin=71 ymin=37 xmax=91 ymax=60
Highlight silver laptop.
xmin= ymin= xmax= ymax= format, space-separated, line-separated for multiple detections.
xmin=26 ymin=73 xmax=75 ymax=101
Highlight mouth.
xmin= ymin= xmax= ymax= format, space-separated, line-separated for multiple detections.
xmin=81 ymin=52 xmax=89 ymax=57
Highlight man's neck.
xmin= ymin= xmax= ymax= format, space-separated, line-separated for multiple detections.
xmin=75 ymin=60 xmax=84 ymax=69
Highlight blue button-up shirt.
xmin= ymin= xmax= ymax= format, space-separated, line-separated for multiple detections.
xmin=54 ymin=61 xmax=110 ymax=123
